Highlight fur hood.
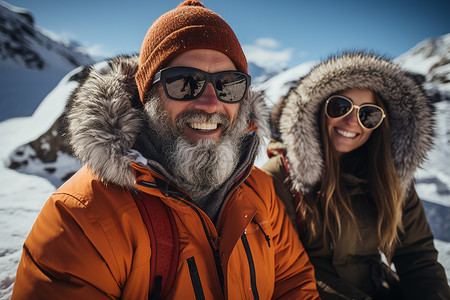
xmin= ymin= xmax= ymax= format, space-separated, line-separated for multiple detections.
xmin=272 ymin=52 xmax=434 ymax=195
xmin=66 ymin=55 xmax=269 ymax=189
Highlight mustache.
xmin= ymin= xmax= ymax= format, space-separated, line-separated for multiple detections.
xmin=175 ymin=111 xmax=231 ymax=131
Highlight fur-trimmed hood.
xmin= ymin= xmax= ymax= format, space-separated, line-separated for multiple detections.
xmin=271 ymin=52 xmax=434 ymax=195
xmin=66 ymin=55 xmax=269 ymax=189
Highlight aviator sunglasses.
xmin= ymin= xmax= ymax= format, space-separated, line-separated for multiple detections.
xmin=325 ymin=95 xmax=386 ymax=130
xmin=153 ymin=66 xmax=251 ymax=103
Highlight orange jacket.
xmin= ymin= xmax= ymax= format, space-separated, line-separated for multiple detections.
xmin=13 ymin=163 xmax=319 ymax=299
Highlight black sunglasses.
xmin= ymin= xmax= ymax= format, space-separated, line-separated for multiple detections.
xmin=152 ymin=66 xmax=251 ymax=103
xmin=325 ymin=95 xmax=386 ymax=130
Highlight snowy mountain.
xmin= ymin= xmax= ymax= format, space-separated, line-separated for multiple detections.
xmin=0 ymin=1 xmax=94 ymax=121
xmin=248 ymin=61 xmax=286 ymax=85
xmin=395 ymin=33 xmax=450 ymax=93
xmin=253 ymin=60 xmax=317 ymax=106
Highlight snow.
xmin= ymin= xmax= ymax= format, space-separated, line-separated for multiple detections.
xmin=0 ymin=67 xmax=81 ymax=160
xmin=415 ymin=101 xmax=450 ymax=207
xmin=253 ymin=60 xmax=317 ymax=106
xmin=0 ymin=170 xmax=52 ymax=300
xmin=396 ymin=50 xmax=441 ymax=75
xmin=395 ymin=33 xmax=450 ymax=95
xmin=436 ymin=240 xmax=450 ymax=277
xmin=0 ymin=0 xmax=30 ymax=16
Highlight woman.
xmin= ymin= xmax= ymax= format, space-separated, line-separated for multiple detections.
xmin=263 ymin=52 xmax=450 ymax=300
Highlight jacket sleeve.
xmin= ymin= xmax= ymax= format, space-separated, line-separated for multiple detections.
xmin=259 ymin=171 xmax=320 ymax=300
xmin=392 ymin=187 xmax=450 ymax=300
xmin=11 ymin=193 xmax=123 ymax=300
xmin=300 ymin=234 xmax=373 ymax=300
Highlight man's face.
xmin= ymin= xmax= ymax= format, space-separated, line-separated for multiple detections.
xmin=144 ymin=49 xmax=251 ymax=200
xmin=157 ymin=49 xmax=241 ymax=143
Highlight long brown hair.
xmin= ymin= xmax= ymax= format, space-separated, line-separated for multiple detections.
xmin=298 ymin=91 xmax=404 ymax=263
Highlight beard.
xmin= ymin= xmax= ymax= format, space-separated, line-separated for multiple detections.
xmin=144 ymin=90 xmax=251 ymax=201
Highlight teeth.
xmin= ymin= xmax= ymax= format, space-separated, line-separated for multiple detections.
xmin=189 ymin=122 xmax=218 ymax=130
xmin=336 ymin=128 xmax=356 ymax=138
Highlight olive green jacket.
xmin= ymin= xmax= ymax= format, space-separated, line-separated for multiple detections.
xmin=262 ymin=52 xmax=450 ymax=299
xmin=263 ymin=147 xmax=449 ymax=300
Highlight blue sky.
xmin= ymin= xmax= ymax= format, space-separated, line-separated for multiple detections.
xmin=5 ymin=0 xmax=450 ymax=69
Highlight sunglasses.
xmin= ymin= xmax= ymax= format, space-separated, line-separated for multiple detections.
xmin=325 ymin=95 xmax=386 ymax=130
xmin=153 ymin=66 xmax=251 ymax=103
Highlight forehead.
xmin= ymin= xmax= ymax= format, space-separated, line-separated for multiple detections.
xmin=166 ymin=49 xmax=237 ymax=72
xmin=340 ymin=89 xmax=375 ymax=105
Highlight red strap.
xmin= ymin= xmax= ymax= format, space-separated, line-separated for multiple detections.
xmin=132 ymin=192 xmax=179 ymax=299
xmin=267 ymin=148 xmax=290 ymax=177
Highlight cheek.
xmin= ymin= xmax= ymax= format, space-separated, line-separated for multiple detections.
xmin=224 ymin=103 xmax=240 ymax=123
xmin=326 ymin=117 xmax=335 ymax=134
xmin=361 ymin=129 xmax=373 ymax=143
xmin=162 ymin=100 xmax=190 ymax=123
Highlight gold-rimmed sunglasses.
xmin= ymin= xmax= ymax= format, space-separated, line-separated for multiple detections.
xmin=325 ymin=95 xmax=386 ymax=130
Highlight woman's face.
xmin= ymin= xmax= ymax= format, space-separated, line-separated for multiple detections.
xmin=326 ymin=89 xmax=376 ymax=154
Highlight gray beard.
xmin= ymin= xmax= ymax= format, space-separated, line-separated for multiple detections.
xmin=143 ymin=91 xmax=250 ymax=202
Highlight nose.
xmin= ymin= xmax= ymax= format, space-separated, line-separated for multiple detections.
xmin=343 ymin=109 xmax=359 ymax=126
xmin=192 ymin=83 xmax=220 ymax=114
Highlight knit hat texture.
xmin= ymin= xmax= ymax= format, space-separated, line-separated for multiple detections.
xmin=135 ymin=0 xmax=248 ymax=102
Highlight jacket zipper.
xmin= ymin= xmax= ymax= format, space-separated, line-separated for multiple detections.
xmin=175 ymin=195 xmax=224 ymax=293
xmin=137 ymin=180 xmax=225 ymax=294
xmin=187 ymin=257 xmax=206 ymax=300
xmin=241 ymin=231 xmax=260 ymax=300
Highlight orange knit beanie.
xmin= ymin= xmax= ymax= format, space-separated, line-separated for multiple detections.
xmin=135 ymin=0 xmax=248 ymax=102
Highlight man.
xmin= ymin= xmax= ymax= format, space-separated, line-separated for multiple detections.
xmin=12 ymin=1 xmax=319 ymax=299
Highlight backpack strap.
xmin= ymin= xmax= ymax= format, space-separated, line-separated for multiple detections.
xmin=132 ymin=192 xmax=180 ymax=299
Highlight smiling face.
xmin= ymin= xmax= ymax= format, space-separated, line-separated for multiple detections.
xmin=157 ymin=49 xmax=241 ymax=143
xmin=326 ymin=89 xmax=375 ymax=154
xmin=144 ymin=48 xmax=250 ymax=200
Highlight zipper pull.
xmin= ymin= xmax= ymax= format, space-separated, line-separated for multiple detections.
xmin=252 ymin=219 xmax=271 ymax=248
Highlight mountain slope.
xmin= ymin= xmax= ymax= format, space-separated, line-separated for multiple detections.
xmin=395 ymin=33 xmax=450 ymax=94
xmin=0 ymin=1 xmax=94 ymax=121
